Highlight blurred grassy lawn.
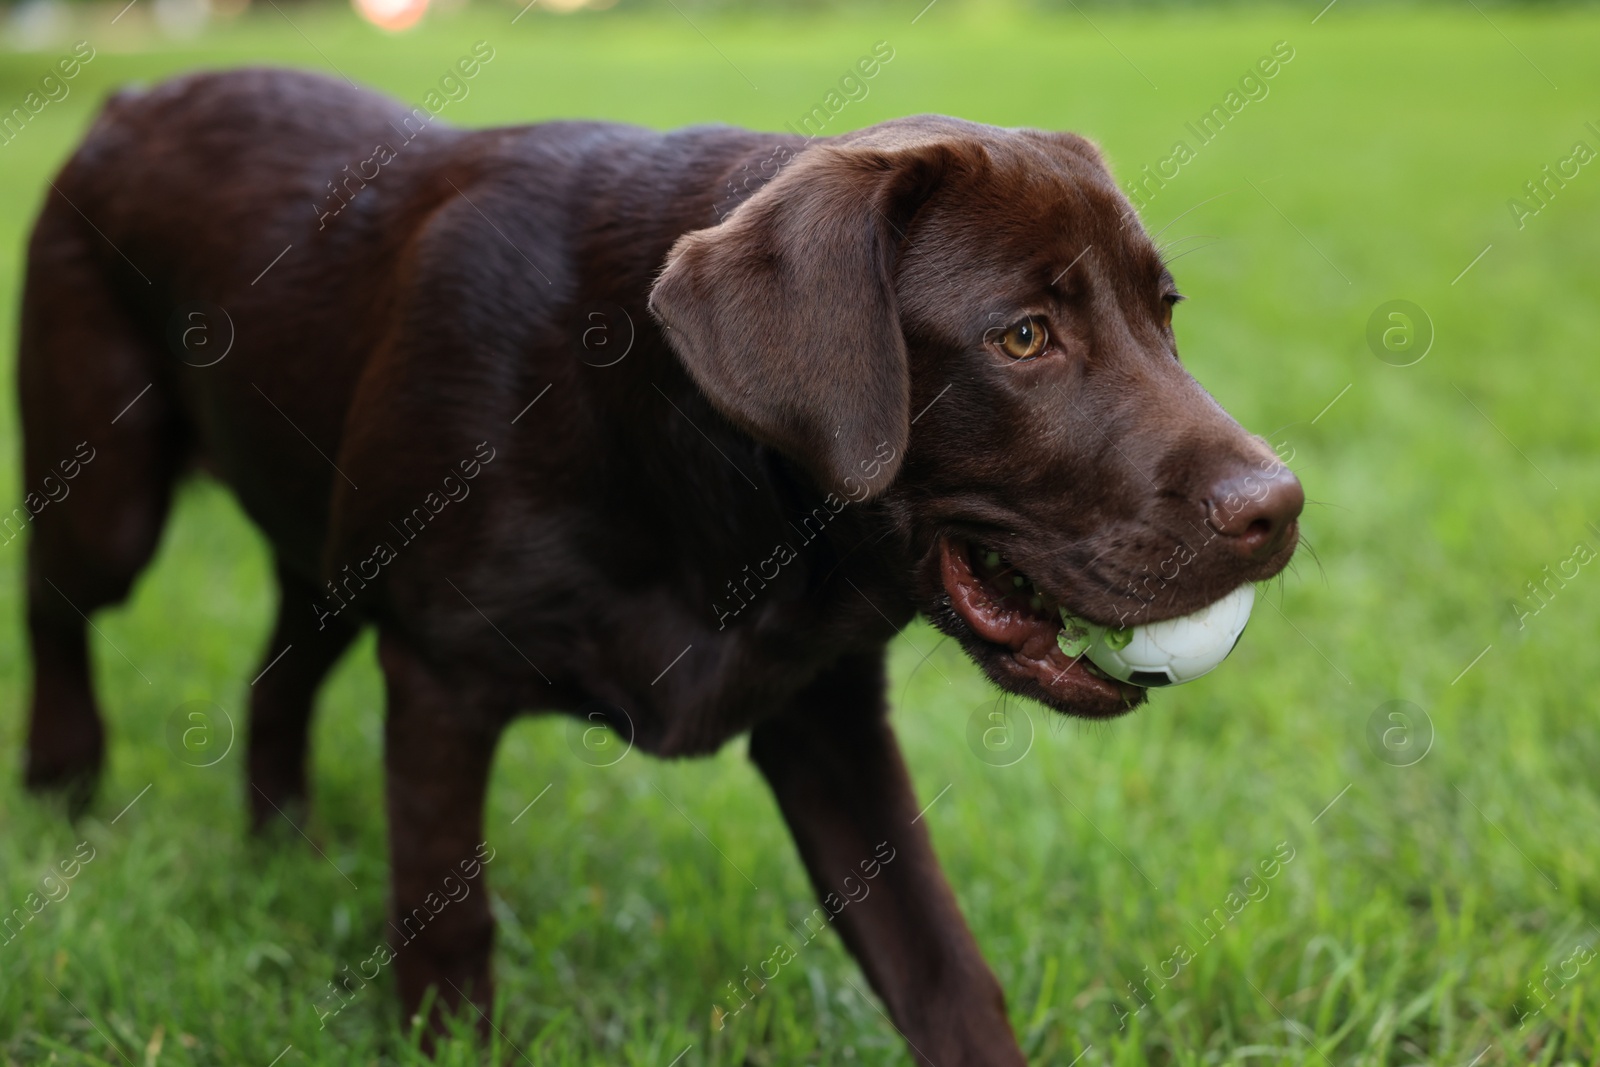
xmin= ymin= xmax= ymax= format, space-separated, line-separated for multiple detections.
xmin=2 ymin=2 xmax=1599 ymax=1064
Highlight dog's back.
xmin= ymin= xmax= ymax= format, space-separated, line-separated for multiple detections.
xmin=23 ymin=69 xmax=750 ymax=569
xmin=16 ymin=67 xmax=793 ymax=797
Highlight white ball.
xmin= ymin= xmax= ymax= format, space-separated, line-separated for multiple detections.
xmin=1061 ymin=584 xmax=1256 ymax=687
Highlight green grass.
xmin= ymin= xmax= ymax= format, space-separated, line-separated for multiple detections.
xmin=2 ymin=3 xmax=1599 ymax=1064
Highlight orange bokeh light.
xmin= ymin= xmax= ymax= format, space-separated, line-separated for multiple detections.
xmin=352 ymin=0 xmax=428 ymax=32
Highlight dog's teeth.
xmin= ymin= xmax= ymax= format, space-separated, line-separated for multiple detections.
xmin=1028 ymin=595 xmax=1042 ymax=610
xmin=1012 ymin=576 xmax=1025 ymax=588
xmin=983 ymin=550 xmax=1001 ymax=569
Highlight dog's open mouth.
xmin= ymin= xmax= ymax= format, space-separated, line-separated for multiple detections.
xmin=938 ymin=537 xmax=1145 ymax=717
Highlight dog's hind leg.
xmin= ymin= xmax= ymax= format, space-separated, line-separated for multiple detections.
xmin=246 ymin=559 xmax=361 ymax=832
xmin=17 ymin=192 xmax=185 ymax=814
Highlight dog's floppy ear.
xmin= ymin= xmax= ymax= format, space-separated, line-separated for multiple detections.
xmin=649 ymin=137 xmax=958 ymax=501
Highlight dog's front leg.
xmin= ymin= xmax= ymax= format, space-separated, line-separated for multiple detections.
xmin=378 ymin=631 xmax=509 ymax=1043
xmin=749 ymin=652 xmax=1026 ymax=1066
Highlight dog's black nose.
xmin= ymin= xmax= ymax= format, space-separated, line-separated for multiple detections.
xmin=1207 ymin=465 xmax=1304 ymax=558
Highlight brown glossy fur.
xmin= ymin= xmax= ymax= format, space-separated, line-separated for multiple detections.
xmin=18 ymin=69 xmax=1300 ymax=1064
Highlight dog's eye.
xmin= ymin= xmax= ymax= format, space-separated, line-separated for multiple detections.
xmin=1161 ymin=293 xmax=1183 ymax=329
xmin=994 ymin=318 xmax=1048 ymax=360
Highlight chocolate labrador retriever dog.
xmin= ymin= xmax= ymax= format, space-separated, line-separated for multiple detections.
xmin=18 ymin=69 xmax=1302 ymax=1063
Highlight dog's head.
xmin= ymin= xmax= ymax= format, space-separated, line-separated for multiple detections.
xmin=649 ymin=116 xmax=1302 ymax=719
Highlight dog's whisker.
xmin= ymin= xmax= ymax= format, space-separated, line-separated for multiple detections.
xmin=1154 ymin=232 xmax=1219 ymax=259
xmin=1148 ymin=190 xmax=1234 ymax=242
xmin=1160 ymin=240 xmax=1223 ymax=266
xmin=1290 ymin=535 xmax=1327 ymax=584
xmin=899 ymin=634 xmax=952 ymax=709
